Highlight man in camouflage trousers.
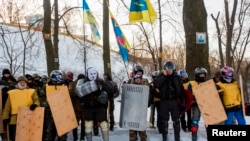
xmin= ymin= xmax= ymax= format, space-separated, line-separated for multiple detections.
xmin=68 ymin=73 xmax=86 ymax=141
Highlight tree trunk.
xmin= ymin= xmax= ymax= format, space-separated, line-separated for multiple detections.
xmin=43 ymin=0 xmax=55 ymax=76
xmin=103 ymin=0 xmax=111 ymax=75
xmin=224 ymin=0 xmax=237 ymax=67
xmin=183 ymin=0 xmax=210 ymax=79
xmin=53 ymin=0 xmax=60 ymax=69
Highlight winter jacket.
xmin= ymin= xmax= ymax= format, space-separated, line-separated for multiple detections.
xmin=153 ymin=73 xmax=185 ymax=103
xmin=82 ymin=78 xmax=112 ymax=109
xmin=217 ymin=81 xmax=242 ymax=110
xmin=2 ymin=88 xmax=40 ymax=125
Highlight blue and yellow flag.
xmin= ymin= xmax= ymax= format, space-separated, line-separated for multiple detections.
xmin=110 ymin=11 xmax=131 ymax=62
xmin=83 ymin=0 xmax=101 ymax=42
xmin=129 ymin=0 xmax=157 ymax=24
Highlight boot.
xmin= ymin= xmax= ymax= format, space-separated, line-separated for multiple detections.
xmin=93 ymin=125 xmax=99 ymax=136
xmin=85 ymin=133 xmax=92 ymax=141
xmin=192 ymin=132 xmax=197 ymax=141
xmin=150 ymin=117 xmax=155 ymax=128
xmin=73 ymin=127 xmax=78 ymax=141
xmin=161 ymin=121 xmax=168 ymax=141
xmin=173 ymin=119 xmax=180 ymax=141
xmin=162 ymin=134 xmax=167 ymax=141
xmin=101 ymin=130 xmax=109 ymax=141
xmin=109 ymin=123 xmax=114 ymax=131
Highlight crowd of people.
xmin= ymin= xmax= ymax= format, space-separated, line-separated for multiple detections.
xmin=148 ymin=63 xmax=247 ymax=141
xmin=0 ymin=61 xmax=248 ymax=141
xmin=0 ymin=68 xmax=118 ymax=141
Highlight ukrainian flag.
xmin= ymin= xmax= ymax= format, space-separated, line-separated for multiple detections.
xmin=83 ymin=0 xmax=101 ymax=42
xmin=129 ymin=0 xmax=157 ymax=24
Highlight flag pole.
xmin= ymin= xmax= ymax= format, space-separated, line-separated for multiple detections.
xmin=82 ymin=1 xmax=87 ymax=75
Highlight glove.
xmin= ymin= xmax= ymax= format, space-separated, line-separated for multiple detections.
xmin=30 ymin=104 xmax=38 ymax=111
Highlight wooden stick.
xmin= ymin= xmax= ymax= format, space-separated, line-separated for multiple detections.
xmin=239 ymin=75 xmax=246 ymax=116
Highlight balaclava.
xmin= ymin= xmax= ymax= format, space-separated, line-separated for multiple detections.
xmin=87 ymin=67 xmax=98 ymax=81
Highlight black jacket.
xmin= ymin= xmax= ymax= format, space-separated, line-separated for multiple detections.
xmin=153 ymin=73 xmax=185 ymax=103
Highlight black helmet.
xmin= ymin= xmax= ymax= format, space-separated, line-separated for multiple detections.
xmin=152 ymin=71 xmax=160 ymax=79
xmin=50 ymin=70 xmax=65 ymax=83
xmin=77 ymin=74 xmax=85 ymax=80
xmin=133 ymin=65 xmax=144 ymax=75
xmin=164 ymin=61 xmax=175 ymax=70
xmin=194 ymin=67 xmax=207 ymax=82
xmin=25 ymin=74 xmax=33 ymax=81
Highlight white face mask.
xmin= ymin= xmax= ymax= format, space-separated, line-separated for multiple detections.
xmin=87 ymin=67 xmax=98 ymax=81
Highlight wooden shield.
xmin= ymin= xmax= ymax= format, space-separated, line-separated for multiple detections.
xmin=192 ymin=79 xmax=227 ymax=125
xmin=46 ymin=86 xmax=78 ymax=136
xmin=16 ymin=107 xmax=44 ymax=141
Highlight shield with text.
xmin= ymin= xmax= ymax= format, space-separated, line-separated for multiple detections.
xmin=119 ymin=84 xmax=149 ymax=131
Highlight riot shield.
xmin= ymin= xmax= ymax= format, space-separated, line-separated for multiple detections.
xmin=75 ymin=79 xmax=99 ymax=97
xmin=119 ymin=84 xmax=149 ymax=131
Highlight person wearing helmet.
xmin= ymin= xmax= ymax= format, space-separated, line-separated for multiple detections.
xmin=216 ymin=66 xmax=246 ymax=125
xmin=41 ymin=70 xmax=68 ymax=141
xmin=188 ymin=67 xmax=208 ymax=141
xmin=177 ymin=69 xmax=193 ymax=132
xmin=148 ymin=70 xmax=161 ymax=132
xmin=81 ymin=67 xmax=113 ymax=141
xmin=152 ymin=61 xmax=186 ymax=141
xmin=2 ymin=75 xmax=40 ymax=141
xmin=127 ymin=65 xmax=150 ymax=141
xmin=25 ymin=74 xmax=34 ymax=88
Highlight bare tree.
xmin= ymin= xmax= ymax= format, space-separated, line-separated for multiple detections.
xmin=0 ymin=26 xmax=22 ymax=75
xmin=211 ymin=12 xmax=224 ymax=68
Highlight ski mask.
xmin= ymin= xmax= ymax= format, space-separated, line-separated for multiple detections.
xmin=87 ymin=67 xmax=98 ymax=81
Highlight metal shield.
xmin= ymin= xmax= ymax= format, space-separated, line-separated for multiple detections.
xmin=119 ymin=84 xmax=149 ymax=131
xmin=75 ymin=79 xmax=99 ymax=97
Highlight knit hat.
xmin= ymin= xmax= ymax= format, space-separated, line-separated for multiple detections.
xmin=2 ymin=69 xmax=11 ymax=75
xmin=17 ymin=76 xmax=28 ymax=83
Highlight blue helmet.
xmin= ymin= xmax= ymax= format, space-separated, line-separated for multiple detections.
xmin=164 ymin=61 xmax=176 ymax=70
xmin=177 ymin=69 xmax=188 ymax=79
xmin=50 ymin=70 xmax=65 ymax=83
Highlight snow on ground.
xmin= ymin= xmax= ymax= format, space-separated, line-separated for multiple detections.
xmin=65 ymin=100 xmax=250 ymax=141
